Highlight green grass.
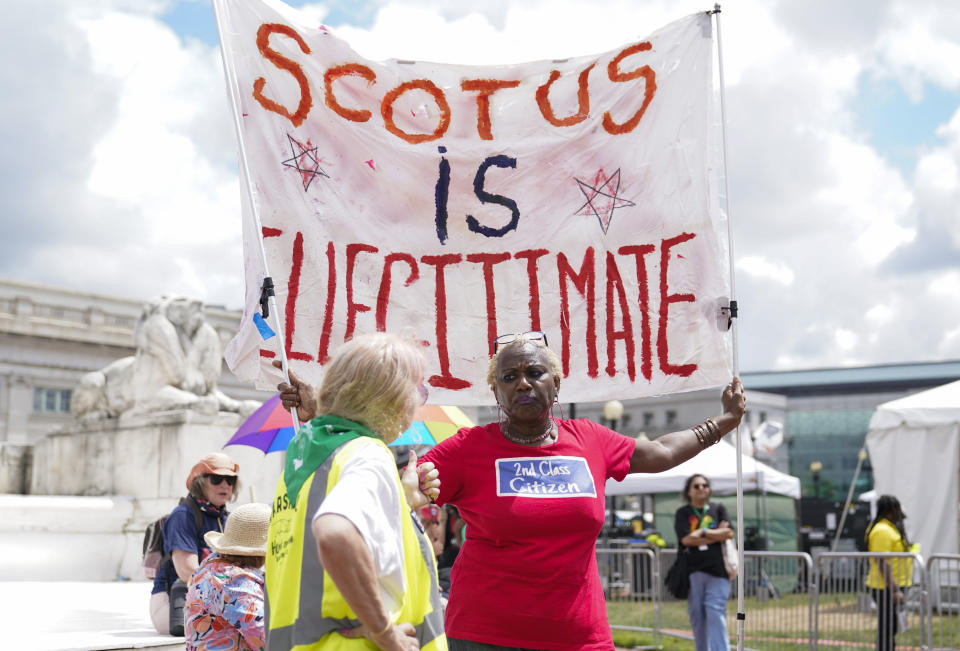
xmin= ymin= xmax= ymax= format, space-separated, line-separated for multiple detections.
xmin=606 ymin=593 xmax=960 ymax=650
xmin=611 ymin=630 xmax=692 ymax=649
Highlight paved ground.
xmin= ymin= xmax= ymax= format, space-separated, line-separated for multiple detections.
xmin=4 ymin=581 xmax=183 ymax=651
xmin=3 ymin=580 xmax=695 ymax=651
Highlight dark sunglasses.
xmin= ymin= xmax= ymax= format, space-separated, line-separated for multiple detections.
xmin=493 ymin=330 xmax=548 ymax=353
xmin=692 ymin=483 xmax=710 ymax=489
xmin=206 ymin=474 xmax=237 ymax=486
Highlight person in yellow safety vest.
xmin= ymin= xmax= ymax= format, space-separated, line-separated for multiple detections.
xmin=266 ymin=333 xmax=446 ymax=651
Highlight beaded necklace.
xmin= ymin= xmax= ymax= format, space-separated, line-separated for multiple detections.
xmin=501 ymin=421 xmax=556 ymax=445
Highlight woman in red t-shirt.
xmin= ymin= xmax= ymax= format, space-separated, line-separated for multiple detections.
xmin=278 ymin=331 xmax=746 ymax=651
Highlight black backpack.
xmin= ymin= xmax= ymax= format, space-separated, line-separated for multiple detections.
xmin=142 ymin=496 xmax=203 ymax=579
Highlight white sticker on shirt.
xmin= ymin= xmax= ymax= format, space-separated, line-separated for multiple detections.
xmin=495 ymin=456 xmax=596 ymax=498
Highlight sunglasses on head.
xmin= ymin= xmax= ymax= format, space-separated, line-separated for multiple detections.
xmin=493 ymin=330 xmax=548 ymax=353
xmin=206 ymin=474 xmax=237 ymax=486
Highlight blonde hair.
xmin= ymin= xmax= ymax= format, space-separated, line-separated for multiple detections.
xmin=486 ymin=334 xmax=562 ymax=393
xmin=318 ymin=333 xmax=425 ymax=440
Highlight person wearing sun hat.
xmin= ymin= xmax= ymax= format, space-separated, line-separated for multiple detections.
xmin=184 ymin=502 xmax=270 ymax=651
xmin=150 ymin=451 xmax=241 ymax=635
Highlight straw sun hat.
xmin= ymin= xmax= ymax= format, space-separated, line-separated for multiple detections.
xmin=204 ymin=503 xmax=271 ymax=556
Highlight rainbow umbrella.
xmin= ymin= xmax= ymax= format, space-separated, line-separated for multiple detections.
xmin=224 ymin=393 xmax=296 ymax=454
xmin=389 ymin=405 xmax=474 ymax=447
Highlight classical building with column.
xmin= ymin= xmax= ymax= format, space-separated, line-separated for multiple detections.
xmin=0 ymin=278 xmax=270 ymax=491
xmin=4 ymin=276 xmax=960 ymax=499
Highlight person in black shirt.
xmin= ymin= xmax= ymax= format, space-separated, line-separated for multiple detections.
xmin=674 ymin=474 xmax=734 ymax=651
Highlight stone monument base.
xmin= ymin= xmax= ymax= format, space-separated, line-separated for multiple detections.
xmin=4 ymin=409 xmax=289 ymax=581
xmin=0 ymin=442 xmax=32 ymax=493
xmin=31 ymin=409 xmax=285 ymax=504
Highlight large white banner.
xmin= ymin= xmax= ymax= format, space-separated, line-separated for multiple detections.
xmin=216 ymin=0 xmax=733 ymax=405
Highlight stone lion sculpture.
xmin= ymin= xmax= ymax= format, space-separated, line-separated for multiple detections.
xmin=73 ymin=297 xmax=260 ymax=420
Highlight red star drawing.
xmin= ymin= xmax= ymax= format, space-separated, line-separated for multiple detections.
xmin=281 ymin=134 xmax=329 ymax=191
xmin=574 ymin=168 xmax=636 ymax=234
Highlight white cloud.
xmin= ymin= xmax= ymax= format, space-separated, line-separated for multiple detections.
xmin=915 ymin=151 xmax=959 ymax=193
xmin=878 ymin=3 xmax=960 ymax=98
xmin=811 ymin=132 xmax=915 ymax=264
xmin=0 ymin=0 xmax=958 ymax=375
xmin=0 ymin=1 xmax=244 ymax=307
xmin=865 ymin=304 xmax=894 ymax=326
xmin=941 ymin=326 xmax=960 ymax=358
xmin=736 ymin=256 xmax=795 ymax=286
xmin=928 ymin=270 xmax=960 ymax=297
xmin=835 ymin=328 xmax=858 ymax=351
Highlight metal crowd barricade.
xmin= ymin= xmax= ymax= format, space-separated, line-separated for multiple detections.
xmin=927 ymin=554 xmax=960 ymax=650
xmin=737 ymin=551 xmax=815 ymax=651
xmin=596 ymin=543 xmax=662 ymax=649
xmin=814 ymin=551 xmax=927 ymax=650
xmin=599 ymin=548 xmax=960 ymax=649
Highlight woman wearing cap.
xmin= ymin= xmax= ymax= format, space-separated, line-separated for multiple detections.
xmin=280 ymin=331 xmax=745 ymax=650
xmin=184 ymin=502 xmax=270 ymax=651
xmin=150 ymin=452 xmax=240 ymax=635
xmin=266 ymin=333 xmax=445 ymax=651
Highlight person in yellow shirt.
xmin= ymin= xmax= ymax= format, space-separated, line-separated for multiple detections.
xmin=865 ymin=495 xmax=911 ymax=651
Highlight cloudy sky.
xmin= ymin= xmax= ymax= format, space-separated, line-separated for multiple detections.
xmin=3 ymin=0 xmax=959 ymax=373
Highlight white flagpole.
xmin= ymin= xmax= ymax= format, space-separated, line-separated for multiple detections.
xmin=711 ymin=4 xmax=745 ymax=649
xmin=211 ymin=0 xmax=299 ymax=430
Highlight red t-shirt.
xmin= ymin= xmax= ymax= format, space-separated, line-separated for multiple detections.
xmin=420 ymin=418 xmax=635 ymax=650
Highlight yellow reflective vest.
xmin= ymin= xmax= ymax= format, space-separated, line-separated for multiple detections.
xmin=265 ymin=437 xmax=446 ymax=651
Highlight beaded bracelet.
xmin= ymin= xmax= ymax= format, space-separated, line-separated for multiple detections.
xmin=693 ymin=419 xmax=723 ymax=447
xmin=704 ymin=418 xmax=721 ymax=444
xmin=692 ymin=424 xmax=708 ymax=446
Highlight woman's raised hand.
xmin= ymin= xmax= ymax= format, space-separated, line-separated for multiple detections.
xmin=718 ymin=376 xmax=746 ymax=433
xmin=272 ymin=360 xmax=318 ymax=421
xmin=401 ymin=450 xmax=440 ymax=509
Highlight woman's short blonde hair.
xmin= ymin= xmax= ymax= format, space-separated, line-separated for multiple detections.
xmin=486 ymin=334 xmax=562 ymax=393
xmin=318 ymin=332 xmax=425 ymax=440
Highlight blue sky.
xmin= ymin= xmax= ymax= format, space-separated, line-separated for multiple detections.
xmin=1 ymin=0 xmax=959 ymax=373
xmin=854 ymin=76 xmax=960 ymax=175
xmin=160 ymin=0 xmax=376 ymax=44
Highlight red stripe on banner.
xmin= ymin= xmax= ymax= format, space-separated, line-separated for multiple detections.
xmin=421 ymin=254 xmax=471 ymax=390
xmin=285 ymin=232 xmax=312 ymax=361
xmin=658 ymin=233 xmax=697 ymax=377
xmin=618 ymin=244 xmax=656 ymax=381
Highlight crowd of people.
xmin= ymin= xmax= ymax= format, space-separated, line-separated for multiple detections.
xmin=149 ymin=330 xmax=749 ymax=650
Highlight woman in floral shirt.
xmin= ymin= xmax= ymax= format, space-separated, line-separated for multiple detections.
xmin=185 ymin=502 xmax=270 ymax=651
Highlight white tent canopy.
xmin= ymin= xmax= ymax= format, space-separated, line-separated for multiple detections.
xmin=606 ymin=438 xmax=801 ymax=499
xmin=866 ymin=379 xmax=960 ymax=558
